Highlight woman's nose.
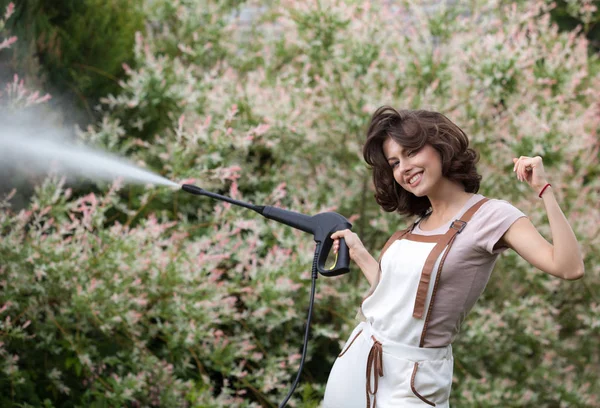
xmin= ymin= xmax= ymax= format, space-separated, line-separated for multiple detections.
xmin=398 ymin=161 xmax=413 ymax=176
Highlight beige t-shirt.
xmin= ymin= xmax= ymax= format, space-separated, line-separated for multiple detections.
xmin=410 ymin=193 xmax=527 ymax=347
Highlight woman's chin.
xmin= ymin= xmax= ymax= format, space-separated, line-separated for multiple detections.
xmin=409 ymin=185 xmax=428 ymax=197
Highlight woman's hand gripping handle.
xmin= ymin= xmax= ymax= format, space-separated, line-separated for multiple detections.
xmin=331 ymin=229 xmax=380 ymax=286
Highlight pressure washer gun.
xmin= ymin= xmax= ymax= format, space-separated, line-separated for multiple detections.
xmin=181 ymin=184 xmax=352 ymax=276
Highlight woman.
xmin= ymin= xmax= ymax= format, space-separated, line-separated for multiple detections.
xmin=323 ymin=107 xmax=584 ymax=408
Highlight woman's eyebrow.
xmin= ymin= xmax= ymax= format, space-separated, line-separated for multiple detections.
xmin=385 ymin=149 xmax=404 ymax=161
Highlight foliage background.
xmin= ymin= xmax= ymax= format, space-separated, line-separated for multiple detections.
xmin=1 ymin=0 xmax=599 ymax=407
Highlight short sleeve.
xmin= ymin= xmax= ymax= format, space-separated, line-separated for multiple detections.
xmin=474 ymin=199 xmax=527 ymax=255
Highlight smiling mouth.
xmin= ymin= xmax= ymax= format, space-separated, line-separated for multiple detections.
xmin=408 ymin=172 xmax=423 ymax=185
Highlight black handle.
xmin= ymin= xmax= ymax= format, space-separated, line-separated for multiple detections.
xmin=260 ymin=208 xmax=352 ymax=277
xmin=315 ymin=223 xmax=352 ymax=277
xmin=335 ymin=238 xmax=351 ymax=274
xmin=317 ymin=235 xmax=351 ymax=277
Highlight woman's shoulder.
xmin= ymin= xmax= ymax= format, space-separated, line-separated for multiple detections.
xmin=466 ymin=194 xmax=528 ymax=232
xmin=477 ymin=195 xmax=524 ymax=215
xmin=469 ymin=195 xmax=528 ymax=254
xmin=456 ymin=194 xmax=522 ymax=223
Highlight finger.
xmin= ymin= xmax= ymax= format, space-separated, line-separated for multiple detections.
xmin=330 ymin=229 xmax=349 ymax=240
xmin=516 ymin=158 xmax=522 ymax=181
xmin=518 ymin=156 xmax=530 ymax=181
xmin=520 ymin=159 xmax=528 ymax=181
xmin=514 ymin=157 xmax=521 ymax=179
xmin=523 ymin=162 xmax=533 ymax=181
xmin=513 ymin=157 xmax=524 ymax=172
xmin=520 ymin=157 xmax=532 ymax=180
xmin=518 ymin=159 xmax=526 ymax=181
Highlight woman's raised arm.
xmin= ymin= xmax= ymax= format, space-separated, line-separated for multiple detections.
xmin=499 ymin=155 xmax=584 ymax=280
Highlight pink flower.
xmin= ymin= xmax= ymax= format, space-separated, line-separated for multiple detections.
xmin=0 ymin=302 xmax=12 ymax=314
xmin=0 ymin=36 xmax=17 ymax=50
xmin=5 ymin=2 xmax=14 ymax=20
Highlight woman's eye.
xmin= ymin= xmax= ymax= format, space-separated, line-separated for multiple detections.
xmin=407 ymin=147 xmax=422 ymax=157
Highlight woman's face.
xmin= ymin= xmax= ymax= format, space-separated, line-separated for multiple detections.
xmin=382 ymin=137 xmax=443 ymax=197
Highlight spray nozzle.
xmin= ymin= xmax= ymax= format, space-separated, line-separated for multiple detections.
xmin=181 ymin=184 xmax=352 ymax=276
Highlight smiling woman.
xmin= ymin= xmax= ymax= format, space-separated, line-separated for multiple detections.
xmin=323 ymin=106 xmax=585 ymax=408
xmin=363 ymin=108 xmax=482 ymax=217
xmin=383 ymin=141 xmax=441 ymax=196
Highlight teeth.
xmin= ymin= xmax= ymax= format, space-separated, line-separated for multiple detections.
xmin=409 ymin=173 xmax=422 ymax=184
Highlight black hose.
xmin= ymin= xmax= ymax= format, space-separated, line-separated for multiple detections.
xmin=278 ymin=243 xmax=320 ymax=407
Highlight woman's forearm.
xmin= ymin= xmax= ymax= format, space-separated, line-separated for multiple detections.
xmin=540 ymin=186 xmax=585 ymax=279
xmin=353 ymin=247 xmax=381 ymax=286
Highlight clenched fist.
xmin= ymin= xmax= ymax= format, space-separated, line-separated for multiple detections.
xmin=331 ymin=229 xmax=366 ymax=261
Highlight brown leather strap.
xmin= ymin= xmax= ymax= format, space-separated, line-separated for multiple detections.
xmin=419 ymin=233 xmax=458 ymax=347
xmin=338 ymin=329 xmax=363 ymax=357
xmin=366 ymin=336 xmax=384 ymax=408
xmin=411 ymin=362 xmax=436 ymax=406
xmin=412 ymin=198 xmax=489 ymax=319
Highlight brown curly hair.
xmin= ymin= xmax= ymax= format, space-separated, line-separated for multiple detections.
xmin=363 ymin=106 xmax=482 ymax=217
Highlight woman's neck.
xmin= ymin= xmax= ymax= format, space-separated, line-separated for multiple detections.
xmin=424 ymin=181 xmax=474 ymax=225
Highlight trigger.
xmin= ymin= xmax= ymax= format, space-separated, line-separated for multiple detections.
xmin=328 ymin=252 xmax=339 ymax=270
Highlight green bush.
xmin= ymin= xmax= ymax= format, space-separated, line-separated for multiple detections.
xmin=0 ymin=0 xmax=145 ymax=119
xmin=1 ymin=0 xmax=599 ymax=407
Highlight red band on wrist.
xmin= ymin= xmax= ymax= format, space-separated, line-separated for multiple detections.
xmin=538 ymin=183 xmax=551 ymax=198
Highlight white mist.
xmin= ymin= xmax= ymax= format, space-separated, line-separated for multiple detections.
xmin=0 ymin=110 xmax=179 ymax=188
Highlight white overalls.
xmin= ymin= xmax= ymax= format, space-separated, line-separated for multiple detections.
xmin=323 ymin=198 xmax=489 ymax=408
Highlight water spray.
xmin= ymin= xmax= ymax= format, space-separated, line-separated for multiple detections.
xmin=181 ymin=184 xmax=352 ymax=406
xmin=0 ymin=112 xmax=180 ymax=189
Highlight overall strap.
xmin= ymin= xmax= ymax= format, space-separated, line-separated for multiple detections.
xmin=412 ymin=197 xmax=489 ymax=319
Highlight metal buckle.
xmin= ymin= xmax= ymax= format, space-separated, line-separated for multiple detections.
xmin=450 ymin=220 xmax=467 ymax=233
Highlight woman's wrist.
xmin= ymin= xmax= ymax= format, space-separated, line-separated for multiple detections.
xmin=354 ymin=246 xmax=373 ymax=265
xmin=537 ymin=182 xmax=552 ymax=198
